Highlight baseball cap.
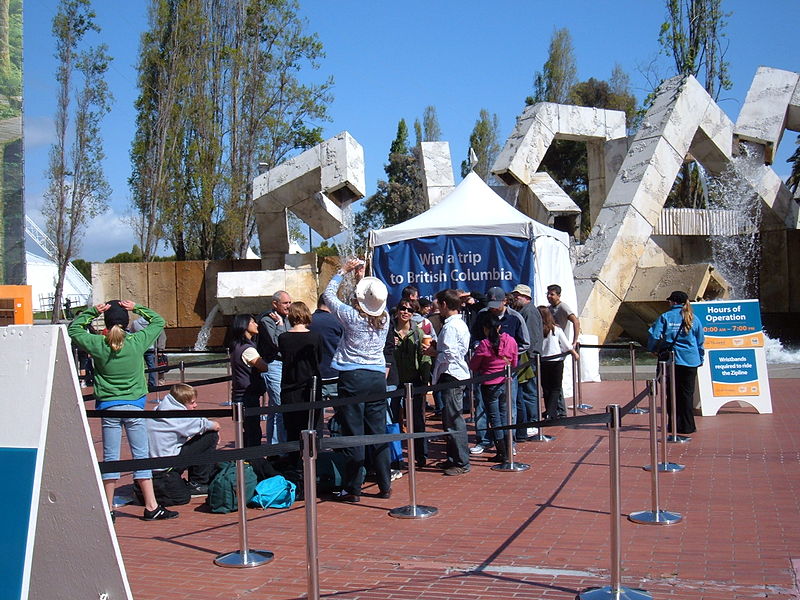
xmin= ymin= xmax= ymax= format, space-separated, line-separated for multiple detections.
xmin=486 ymin=286 xmax=506 ymax=309
xmin=104 ymin=300 xmax=130 ymax=329
xmin=666 ymin=290 xmax=689 ymax=304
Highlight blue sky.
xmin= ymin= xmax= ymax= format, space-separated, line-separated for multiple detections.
xmin=24 ymin=0 xmax=800 ymax=261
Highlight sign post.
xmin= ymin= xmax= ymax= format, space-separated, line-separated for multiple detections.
xmin=693 ymin=300 xmax=772 ymax=416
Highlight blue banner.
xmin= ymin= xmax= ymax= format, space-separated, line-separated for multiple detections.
xmin=693 ymin=300 xmax=764 ymax=349
xmin=708 ymin=349 xmax=760 ymax=396
xmin=372 ymin=234 xmax=534 ymax=307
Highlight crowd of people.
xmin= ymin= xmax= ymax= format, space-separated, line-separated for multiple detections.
xmin=69 ymin=261 xmax=704 ymax=522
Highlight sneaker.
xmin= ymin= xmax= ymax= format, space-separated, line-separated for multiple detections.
xmin=110 ymin=510 xmax=116 ymax=523
xmin=436 ymin=460 xmax=455 ymax=470
xmin=527 ymin=427 xmax=539 ymax=436
xmin=443 ymin=465 xmax=471 ymax=476
xmin=142 ymin=504 xmax=179 ymax=521
xmin=469 ymin=445 xmax=485 ymax=455
xmin=188 ymin=481 xmax=209 ymax=497
xmin=390 ymin=469 xmax=403 ymax=481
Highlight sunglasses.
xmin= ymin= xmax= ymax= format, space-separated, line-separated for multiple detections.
xmin=398 ymin=306 xmax=413 ymax=313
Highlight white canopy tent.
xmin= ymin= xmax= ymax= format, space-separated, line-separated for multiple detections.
xmin=369 ymin=172 xmax=577 ymax=310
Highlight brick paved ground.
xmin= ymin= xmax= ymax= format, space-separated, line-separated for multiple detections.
xmin=96 ymin=376 xmax=800 ymax=600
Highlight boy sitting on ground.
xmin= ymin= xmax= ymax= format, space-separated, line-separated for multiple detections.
xmin=147 ymin=383 xmax=221 ymax=500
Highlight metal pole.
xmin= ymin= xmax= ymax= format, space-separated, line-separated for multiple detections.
xmin=579 ymin=405 xmax=652 ymax=600
xmin=628 ymin=342 xmax=646 ymax=414
xmin=220 ymin=348 xmax=232 ymax=406
xmin=214 ymin=401 xmax=273 ymax=568
xmin=575 ymin=342 xmax=592 ymax=410
xmin=645 ymin=362 xmax=684 ymax=473
xmin=571 ymin=355 xmax=578 ymax=417
xmin=307 ymin=376 xmax=318 ymax=431
xmin=301 ymin=429 xmax=320 ymax=600
xmin=492 ymin=364 xmax=530 ymax=472
xmin=630 ymin=381 xmax=682 ymax=525
xmin=179 ymin=360 xmax=186 ymax=383
xmin=390 ymin=383 xmax=437 ymax=518
xmin=529 ymin=352 xmax=554 ymax=442
xmin=667 ymin=352 xmax=691 ymax=443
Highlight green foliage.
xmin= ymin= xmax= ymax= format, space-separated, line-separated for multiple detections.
xmin=658 ymin=0 xmax=731 ymax=100
xmin=312 ymin=240 xmax=339 ymax=257
xmin=786 ymin=135 xmax=800 ymax=194
xmin=71 ymin=257 xmax=91 ymax=281
xmin=422 ymin=105 xmax=442 ymax=142
xmin=352 ymin=119 xmax=424 ymax=253
xmin=105 ymin=245 xmax=143 ymax=263
xmin=130 ymin=0 xmax=332 ymax=261
xmin=526 ymin=28 xmax=576 ymax=105
xmin=461 ymin=109 xmax=500 ymax=181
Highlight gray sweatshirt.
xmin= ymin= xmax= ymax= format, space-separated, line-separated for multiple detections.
xmin=147 ymin=393 xmax=215 ymax=462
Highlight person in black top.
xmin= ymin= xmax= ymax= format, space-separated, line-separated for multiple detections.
xmin=278 ymin=302 xmax=323 ymax=459
xmin=228 ymin=314 xmax=268 ymax=447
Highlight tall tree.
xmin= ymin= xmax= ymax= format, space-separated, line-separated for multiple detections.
xmin=461 ymin=109 xmax=500 ymax=181
xmin=787 ymin=136 xmax=800 ymax=194
xmin=353 ymin=119 xmax=424 ymax=253
xmin=130 ymin=0 xmax=331 ymax=261
xmin=658 ymin=0 xmax=732 ymax=209
xmin=422 ymin=105 xmax=442 ymax=141
xmin=42 ymin=0 xmax=112 ymax=322
xmin=526 ymin=28 xmax=577 ymax=106
xmin=659 ymin=0 xmax=731 ymax=100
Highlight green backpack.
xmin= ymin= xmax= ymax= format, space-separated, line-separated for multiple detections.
xmin=207 ymin=461 xmax=257 ymax=514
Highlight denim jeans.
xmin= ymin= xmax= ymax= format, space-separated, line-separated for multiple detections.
xmin=477 ymin=377 xmax=518 ymax=442
xmin=480 ymin=383 xmax=508 ymax=451
xmin=516 ymin=375 xmax=540 ymax=438
xmin=144 ymin=350 xmax=157 ymax=390
xmin=263 ymin=360 xmax=285 ymax=445
xmin=101 ymin=404 xmax=152 ymax=480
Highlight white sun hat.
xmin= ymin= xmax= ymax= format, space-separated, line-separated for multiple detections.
xmin=355 ymin=276 xmax=388 ymax=316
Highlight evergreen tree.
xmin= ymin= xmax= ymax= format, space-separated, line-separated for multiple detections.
xmin=526 ymin=28 xmax=576 ymax=106
xmin=422 ymin=105 xmax=442 ymax=141
xmin=461 ymin=109 xmax=500 ymax=181
xmin=352 ymin=119 xmax=424 ymax=253
xmin=42 ymin=0 xmax=112 ymax=322
xmin=787 ymin=135 xmax=800 ymax=194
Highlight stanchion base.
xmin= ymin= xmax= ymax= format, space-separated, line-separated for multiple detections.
xmin=577 ymin=403 xmax=593 ymax=410
xmin=388 ymin=504 xmax=438 ymax=519
xmin=667 ymin=434 xmax=691 ymax=444
xmin=491 ymin=461 xmax=530 ymax=472
xmin=579 ymin=585 xmax=652 ymax=599
xmin=214 ymin=549 xmax=274 ymax=568
xmin=529 ymin=433 xmax=555 ymax=442
xmin=643 ymin=462 xmax=685 ymax=472
xmin=629 ymin=407 xmax=649 ymax=414
xmin=628 ymin=509 xmax=682 ymax=525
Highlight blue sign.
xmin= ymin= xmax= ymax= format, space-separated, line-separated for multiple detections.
xmin=708 ymin=349 xmax=760 ymax=396
xmin=372 ymin=234 xmax=534 ymax=307
xmin=693 ymin=300 xmax=764 ymax=349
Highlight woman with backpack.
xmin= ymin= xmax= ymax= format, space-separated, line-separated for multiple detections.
xmin=391 ymin=299 xmax=432 ymax=468
xmin=468 ymin=314 xmax=518 ymax=462
xmin=69 ymin=300 xmax=177 ymax=522
xmin=647 ymin=291 xmax=705 ymax=435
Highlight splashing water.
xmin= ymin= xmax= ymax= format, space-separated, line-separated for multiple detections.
xmin=707 ymin=144 xmax=765 ymax=299
xmin=764 ymin=333 xmax=800 ymax=364
xmin=194 ymin=304 xmax=220 ymax=351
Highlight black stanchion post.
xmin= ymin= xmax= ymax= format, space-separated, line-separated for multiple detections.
xmin=629 ymin=380 xmax=682 ymax=525
xmin=666 ymin=351 xmax=691 ymax=444
xmin=492 ymin=364 xmax=530 ymax=472
xmin=579 ymin=404 xmax=652 ymax=600
xmin=529 ymin=352 xmax=554 ymax=442
xmin=389 ymin=383 xmax=438 ymax=519
xmin=644 ymin=361 xmax=684 ymax=473
xmin=214 ymin=401 xmax=273 ymax=568
xmin=628 ymin=342 xmax=647 ymax=414
xmin=220 ymin=348 xmax=232 ymax=406
xmin=575 ymin=342 xmax=592 ymax=410
xmin=301 ymin=429 xmax=320 ymax=600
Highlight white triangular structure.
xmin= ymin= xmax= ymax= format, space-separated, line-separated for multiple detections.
xmin=0 ymin=325 xmax=132 ymax=599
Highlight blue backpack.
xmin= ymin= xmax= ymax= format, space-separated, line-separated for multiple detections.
xmin=249 ymin=475 xmax=296 ymax=509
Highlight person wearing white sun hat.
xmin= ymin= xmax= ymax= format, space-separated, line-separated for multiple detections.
xmin=323 ymin=258 xmax=392 ymax=502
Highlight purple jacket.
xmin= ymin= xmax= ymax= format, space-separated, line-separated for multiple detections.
xmin=468 ymin=333 xmax=518 ymax=385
